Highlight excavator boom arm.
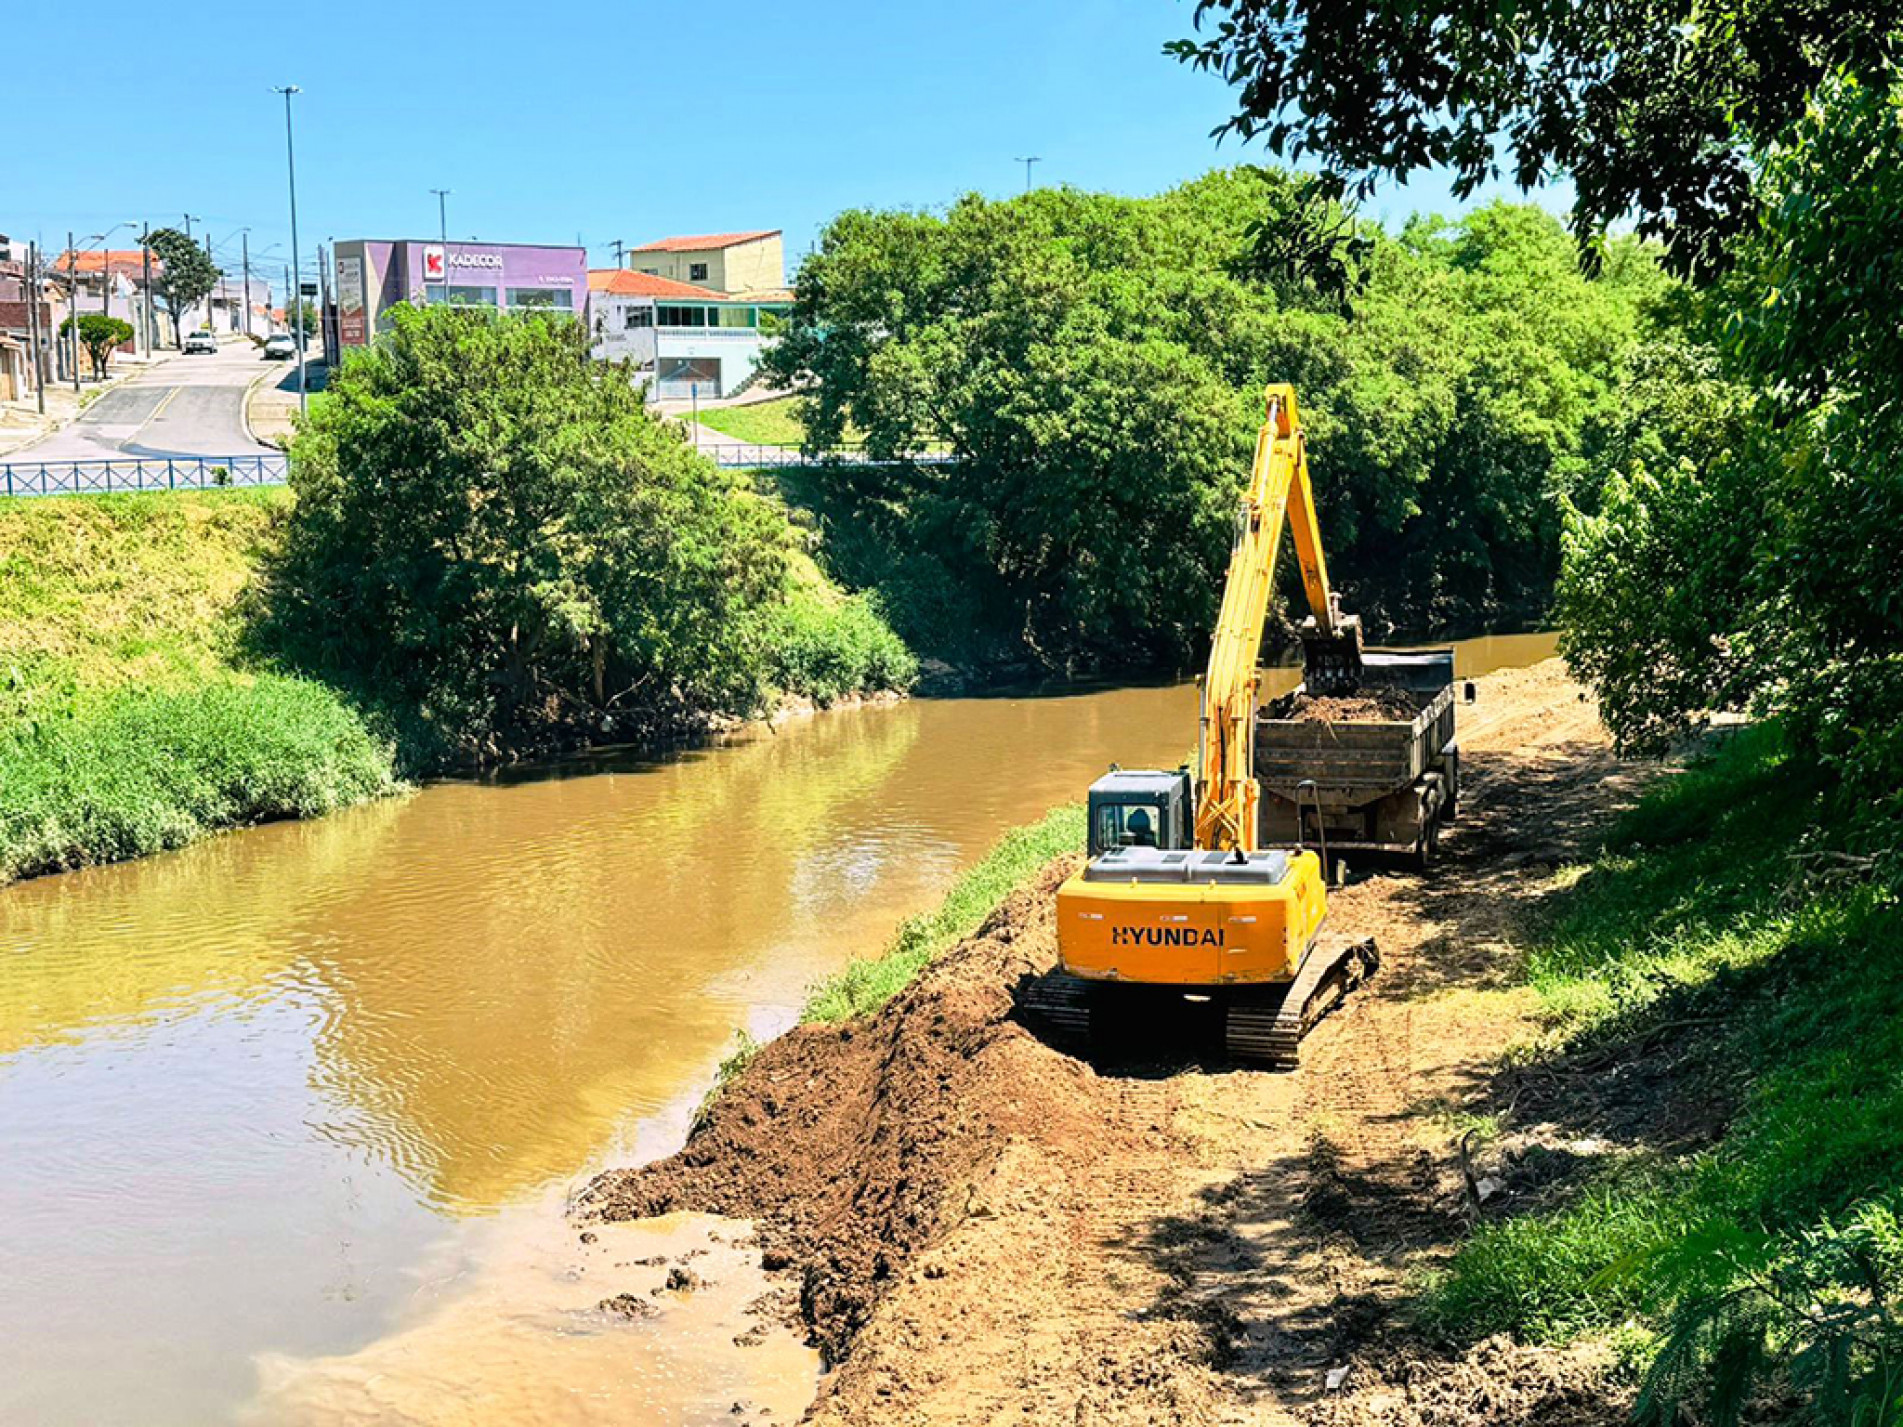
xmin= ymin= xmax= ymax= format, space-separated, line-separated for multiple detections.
xmin=1194 ymin=385 xmax=1358 ymax=852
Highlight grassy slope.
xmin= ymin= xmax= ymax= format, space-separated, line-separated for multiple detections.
xmin=692 ymin=397 xmax=810 ymax=447
xmin=0 ymin=491 xmax=399 ymax=884
xmin=802 ymin=804 xmax=1084 ymax=1022
xmin=1423 ymin=724 xmax=1903 ymax=1359
xmin=1 ymin=489 xmax=286 ymax=716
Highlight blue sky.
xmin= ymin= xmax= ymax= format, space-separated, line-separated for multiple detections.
xmin=7 ymin=0 xmax=1565 ymax=284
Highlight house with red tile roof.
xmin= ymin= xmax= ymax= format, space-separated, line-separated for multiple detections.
xmin=587 ymin=266 xmax=790 ymax=400
xmin=628 ymin=230 xmax=782 ymax=297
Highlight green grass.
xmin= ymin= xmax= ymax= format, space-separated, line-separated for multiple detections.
xmin=690 ymin=397 xmax=813 ymax=447
xmin=0 ymin=491 xmax=400 ymax=884
xmin=0 ymin=489 xmax=290 ymax=720
xmin=1 ymin=675 xmax=398 ymax=883
xmin=1422 ymin=724 xmax=1903 ymax=1350
xmin=801 ymin=804 xmax=1086 ymax=1024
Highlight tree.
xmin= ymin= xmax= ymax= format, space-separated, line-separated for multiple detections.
xmin=145 ymin=227 xmax=219 ymax=348
xmin=263 ymin=305 xmax=875 ymax=766
xmin=59 ymin=313 xmax=135 ymax=380
xmin=280 ymin=295 xmax=317 ymax=339
xmin=762 ymin=171 xmax=1661 ymax=665
xmin=1169 ymin=1 xmax=1900 ymax=276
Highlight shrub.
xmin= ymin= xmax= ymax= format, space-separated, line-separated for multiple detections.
xmin=765 ymin=589 xmax=917 ymax=706
xmin=261 ymin=305 xmax=909 ymax=767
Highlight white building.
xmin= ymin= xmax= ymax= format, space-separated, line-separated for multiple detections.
xmin=588 ymin=269 xmax=791 ymax=400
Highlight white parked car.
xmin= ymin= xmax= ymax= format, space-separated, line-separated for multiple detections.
xmin=262 ymin=333 xmax=298 ymax=361
xmin=183 ymin=330 xmax=218 ymax=355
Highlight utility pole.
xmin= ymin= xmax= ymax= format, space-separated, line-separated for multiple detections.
xmin=139 ymin=225 xmax=152 ymax=356
xmin=183 ymin=212 xmax=201 ymax=239
xmin=241 ymin=231 xmax=252 ymax=335
xmin=66 ymin=231 xmax=80 ymax=392
xmin=430 ymin=188 xmax=450 ymax=303
xmin=1013 ymin=155 xmax=1042 ymax=192
xmin=611 ymin=238 xmax=625 ymax=268
xmin=25 ymin=243 xmax=45 ymax=414
xmin=274 ymin=84 xmax=307 ymax=415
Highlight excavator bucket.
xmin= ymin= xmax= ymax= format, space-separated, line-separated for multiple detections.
xmin=1299 ymin=608 xmax=1365 ymax=696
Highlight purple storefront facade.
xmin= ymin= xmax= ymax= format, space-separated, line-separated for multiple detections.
xmin=332 ymin=239 xmax=589 ymax=348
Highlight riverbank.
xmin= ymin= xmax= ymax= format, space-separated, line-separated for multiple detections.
xmin=579 ymin=659 xmax=1666 ymax=1423
xmin=0 ymin=486 xmax=914 ymax=886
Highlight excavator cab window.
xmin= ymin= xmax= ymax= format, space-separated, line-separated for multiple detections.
xmin=1096 ymin=803 xmax=1163 ymax=851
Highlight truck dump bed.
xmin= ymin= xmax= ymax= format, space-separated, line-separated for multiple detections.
xmin=1254 ymin=651 xmax=1457 ymax=858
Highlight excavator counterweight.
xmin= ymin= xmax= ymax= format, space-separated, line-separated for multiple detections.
xmin=1022 ymin=384 xmax=1379 ymax=1067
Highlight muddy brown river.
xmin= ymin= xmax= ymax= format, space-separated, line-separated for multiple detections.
xmin=0 ymin=633 xmax=1555 ymax=1425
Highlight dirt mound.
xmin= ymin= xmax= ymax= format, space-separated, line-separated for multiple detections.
xmin=579 ymin=857 xmax=1124 ymax=1365
xmin=1268 ymin=685 xmax=1424 ymax=722
xmin=1312 ymin=1335 xmax=1626 ymax=1427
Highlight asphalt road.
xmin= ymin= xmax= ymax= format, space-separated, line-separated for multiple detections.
xmin=13 ymin=338 xmax=284 ymax=461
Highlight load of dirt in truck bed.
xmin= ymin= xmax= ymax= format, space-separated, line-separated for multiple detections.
xmin=1266 ymin=684 xmax=1426 ymax=723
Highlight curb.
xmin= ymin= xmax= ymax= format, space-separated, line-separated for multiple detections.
xmin=240 ymin=368 xmax=280 ymax=450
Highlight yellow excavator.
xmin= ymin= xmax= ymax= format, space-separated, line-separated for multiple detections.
xmin=1023 ymin=384 xmax=1379 ymax=1066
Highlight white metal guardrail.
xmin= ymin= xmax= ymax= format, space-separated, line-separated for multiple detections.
xmin=0 ymin=454 xmax=290 ymax=498
xmin=0 ymin=447 xmax=952 ymax=493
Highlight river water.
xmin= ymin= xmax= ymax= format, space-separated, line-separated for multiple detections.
xmin=0 ymin=632 xmax=1556 ymax=1425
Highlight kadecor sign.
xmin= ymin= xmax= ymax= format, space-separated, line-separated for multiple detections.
xmin=422 ymin=244 xmax=445 ymax=282
xmin=448 ymin=251 xmax=504 ymax=270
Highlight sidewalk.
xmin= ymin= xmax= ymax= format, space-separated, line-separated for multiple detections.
xmin=0 ymin=347 xmax=181 ymax=457
xmin=245 ymin=358 xmax=326 ymax=449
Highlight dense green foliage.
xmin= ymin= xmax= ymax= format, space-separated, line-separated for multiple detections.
xmin=60 ymin=313 xmax=134 ymax=378
xmin=1559 ymin=73 xmax=1903 ymax=890
xmin=763 ymin=171 xmax=1663 ymax=669
xmin=1424 ymin=728 xmax=1903 ymax=1422
xmin=1 ymin=676 xmax=397 ymax=883
xmin=263 ymin=305 xmax=912 ymax=767
xmin=1170 ymin=0 xmax=1900 ymax=277
xmin=801 ymin=805 xmax=1084 ymax=1024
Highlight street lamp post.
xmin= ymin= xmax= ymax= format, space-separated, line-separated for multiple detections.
xmin=273 ymin=84 xmax=307 ymax=415
xmin=1013 ymin=155 xmax=1042 ymax=192
xmin=431 ymin=189 xmax=451 ymax=304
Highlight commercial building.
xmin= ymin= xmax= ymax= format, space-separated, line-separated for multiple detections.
xmin=331 ymin=239 xmax=588 ymax=348
xmin=588 ymin=268 xmax=791 ymax=400
xmin=628 ymin=231 xmax=784 ymax=297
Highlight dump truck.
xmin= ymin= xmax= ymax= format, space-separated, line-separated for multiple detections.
xmin=1256 ymin=650 xmax=1459 ymax=869
xmin=1020 ymin=383 xmax=1380 ymax=1067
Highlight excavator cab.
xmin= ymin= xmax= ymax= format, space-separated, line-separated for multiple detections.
xmin=1086 ymin=769 xmax=1193 ymax=855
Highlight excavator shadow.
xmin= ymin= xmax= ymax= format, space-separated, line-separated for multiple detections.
xmin=1012 ymin=971 xmax=1289 ymax=1078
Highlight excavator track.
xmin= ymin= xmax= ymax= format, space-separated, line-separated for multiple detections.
xmin=1223 ymin=934 xmax=1378 ymax=1068
xmin=1019 ymin=934 xmax=1378 ymax=1068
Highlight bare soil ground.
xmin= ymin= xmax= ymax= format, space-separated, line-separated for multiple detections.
xmin=582 ymin=659 xmax=1648 ymax=1425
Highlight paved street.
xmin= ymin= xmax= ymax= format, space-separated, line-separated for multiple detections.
xmin=11 ymin=338 xmax=281 ymax=461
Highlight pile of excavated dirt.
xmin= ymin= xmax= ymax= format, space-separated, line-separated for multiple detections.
xmin=579 ymin=858 xmax=1123 ymax=1364
xmin=1267 ymin=685 xmax=1425 ymax=723
xmin=582 ymin=660 xmax=1662 ymax=1427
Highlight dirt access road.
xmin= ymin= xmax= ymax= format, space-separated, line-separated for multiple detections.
xmin=584 ymin=660 xmax=1645 ymax=1427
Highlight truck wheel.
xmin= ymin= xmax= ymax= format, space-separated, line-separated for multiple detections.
xmin=1409 ymin=816 xmax=1440 ymax=871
